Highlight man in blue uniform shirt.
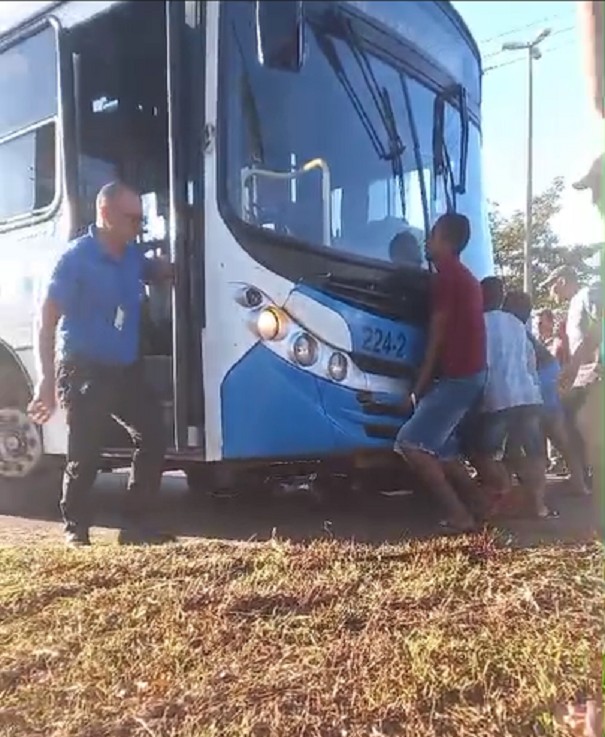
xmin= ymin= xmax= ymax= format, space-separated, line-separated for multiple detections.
xmin=29 ymin=182 xmax=174 ymax=547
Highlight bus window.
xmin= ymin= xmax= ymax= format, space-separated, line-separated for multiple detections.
xmin=0 ymin=122 xmax=56 ymax=221
xmin=0 ymin=27 xmax=58 ymax=224
xmin=0 ymin=28 xmax=57 ymax=140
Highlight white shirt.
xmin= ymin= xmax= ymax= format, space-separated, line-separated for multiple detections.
xmin=481 ymin=310 xmax=543 ymax=413
xmin=566 ymin=283 xmax=602 ymax=388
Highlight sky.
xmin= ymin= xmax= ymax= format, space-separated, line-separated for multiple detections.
xmin=0 ymin=1 xmax=602 ymax=247
xmin=453 ymin=0 xmax=603 ymax=247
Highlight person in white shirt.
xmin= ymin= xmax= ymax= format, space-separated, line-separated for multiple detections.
xmin=504 ymin=289 xmax=590 ymax=498
xmin=541 ymin=265 xmax=602 ymax=491
xmin=466 ymin=277 xmax=553 ymax=519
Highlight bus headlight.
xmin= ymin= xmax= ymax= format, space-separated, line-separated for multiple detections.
xmin=328 ymin=352 xmax=348 ymax=382
xmin=257 ymin=307 xmax=285 ymax=341
xmin=292 ymin=333 xmax=318 ymax=366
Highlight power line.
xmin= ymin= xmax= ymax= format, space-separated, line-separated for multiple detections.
xmin=478 ymin=10 xmax=576 ymax=45
xmin=482 ymin=26 xmax=575 ymax=60
xmin=483 ymin=41 xmax=575 ymax=75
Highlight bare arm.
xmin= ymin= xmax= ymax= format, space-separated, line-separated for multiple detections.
xmin=142 ymin=255 xmax=174 ymax=285
xmin=412 ymin=309 xmax=446 ymax=398
xmin=357 ymin=309 xmax=446 ymax=416
xmin=561 ymin=324 xmax=601 ymax=389
xmin=560 ymin=287 xmax=602 ymax=390
xmin=28 ymin=248 xmax=79 ymax=424
xmin=28 ymin=297 xmax=63 ymax=424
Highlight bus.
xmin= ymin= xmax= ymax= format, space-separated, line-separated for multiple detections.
xmin=0 ymin=0 xmax=493 ymax=496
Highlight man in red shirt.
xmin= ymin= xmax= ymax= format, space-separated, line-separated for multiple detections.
xmin=394 ymin=213 xmax=487 ymax=533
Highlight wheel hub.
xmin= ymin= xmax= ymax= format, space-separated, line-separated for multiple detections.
xmin=0 ymin=408 xmax=42 ymax=479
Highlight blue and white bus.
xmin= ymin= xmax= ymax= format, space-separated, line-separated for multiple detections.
xmin=0 ymin=0 xmax=493 ymax=494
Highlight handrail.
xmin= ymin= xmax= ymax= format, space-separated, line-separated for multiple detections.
xmin=241 ymin=157 xmax=332 ymax=246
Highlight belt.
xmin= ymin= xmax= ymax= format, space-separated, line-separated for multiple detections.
xmin=59 ymin=357 xmax=139 ymax=380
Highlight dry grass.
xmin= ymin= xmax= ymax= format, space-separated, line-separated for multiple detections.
xmin=0 ymin=533 xmax=602 ymax=737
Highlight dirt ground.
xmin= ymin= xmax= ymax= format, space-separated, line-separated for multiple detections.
xmin=0 ymin=469 xmax=597 ymax=548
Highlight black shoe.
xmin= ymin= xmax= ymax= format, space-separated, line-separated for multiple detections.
xmin=117 ymin=526 xmax=177 ymax=546
xmin=65 ymin=529 xmax=91 ymax=548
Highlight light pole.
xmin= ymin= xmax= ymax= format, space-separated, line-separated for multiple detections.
xmin=502 ymin=28 xmax=551 ymax=301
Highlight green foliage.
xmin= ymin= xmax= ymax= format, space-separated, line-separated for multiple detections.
xmin=489 ymin=177 xmax=601 ymax=308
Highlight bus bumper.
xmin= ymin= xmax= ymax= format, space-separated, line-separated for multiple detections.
xmin=220 ymin=343 xmax=408 ymax=462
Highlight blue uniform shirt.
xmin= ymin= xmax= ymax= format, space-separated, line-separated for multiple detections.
xmin=45 ymin=226 xmax=153 ymax=366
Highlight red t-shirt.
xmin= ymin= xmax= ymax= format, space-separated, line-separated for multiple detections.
xmin=431 ymin=253 xmax=486 ymax=378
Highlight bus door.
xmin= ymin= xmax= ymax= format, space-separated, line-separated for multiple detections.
xmin=64 ymin=0 xmax=205 ymax=456
xmin=166 ymin=0 xmax=206 ymax=454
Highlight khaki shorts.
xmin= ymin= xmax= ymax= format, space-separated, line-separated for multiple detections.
xmin=576 ymin=380 xmax=602 ymax=474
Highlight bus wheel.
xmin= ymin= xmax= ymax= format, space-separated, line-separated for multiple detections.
xmin=0 ymin=408 xmax=43 ymax=479
xmin=0 ymin=358 xmax=61 ymax=500
xmin=0 ymin=358 xmax=39 ymax=479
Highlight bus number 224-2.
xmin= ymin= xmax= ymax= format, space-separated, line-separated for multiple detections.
xmin=361 ymin=327 xmax=407 ymax=358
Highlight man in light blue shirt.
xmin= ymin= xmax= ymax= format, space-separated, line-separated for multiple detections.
xmin=28 ymin=182 xmax=174 ymax=547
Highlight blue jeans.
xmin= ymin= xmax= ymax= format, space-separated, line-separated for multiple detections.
xmin=538 ymin=362 xmax=563 ymax=417
xmin=394 ymin=370 xmax=487 ymax=461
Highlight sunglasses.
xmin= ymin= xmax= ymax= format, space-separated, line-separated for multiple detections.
xmin=121 ymin=212 xmax=144 ymax=226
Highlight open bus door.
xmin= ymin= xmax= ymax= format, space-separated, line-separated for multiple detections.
xmin=63 ymin=0 xmax=205 ymax=461
xmin=166 ymin=0 xmax=206 ymax=456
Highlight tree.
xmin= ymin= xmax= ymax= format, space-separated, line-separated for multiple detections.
xmin=489 ymin=177 xmax=601 ymax=307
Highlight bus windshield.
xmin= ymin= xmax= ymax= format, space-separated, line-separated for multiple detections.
xmin=219 ymin=1 xmax=492 ymax=276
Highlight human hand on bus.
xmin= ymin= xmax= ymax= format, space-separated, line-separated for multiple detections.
xmin=357 ymin=391 xmax=414 ymax=416
xmin=28 ymin=376 xmax=57 ymax=425
xmin=151 ymin=256 xmax=175 ymax=284
xmin=400 ymin=392 xmax=416 ymax=415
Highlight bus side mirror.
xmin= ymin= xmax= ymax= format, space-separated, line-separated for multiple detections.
xmin=256 ymin=0 xmax=305 ymax=73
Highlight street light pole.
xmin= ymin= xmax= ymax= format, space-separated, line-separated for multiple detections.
xmin=525 ymin=47 xmax=534 ymax=301
xmin=502 ymin=28 xmax=551 ymax=301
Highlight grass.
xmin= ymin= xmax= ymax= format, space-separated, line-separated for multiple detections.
xmin=0 ymin=533 xmax=602 ymax=737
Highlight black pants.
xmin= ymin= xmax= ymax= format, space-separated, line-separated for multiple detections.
xmin=57 ymin=360 xmax=166 ymax=533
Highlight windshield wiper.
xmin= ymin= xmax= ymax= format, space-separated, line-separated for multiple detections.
xmin=377 ymin=85 xmax=407 ymax=223
xmin=433 ymin=94 xmax=457 ymax=212
xmin=233 ymin=22 xmax=265 ymax=166
xmin=399 ymin=72 xmax=430 ymax=246
xmin=452 ymin=84 xmax=469 ymax=195
xmin=313 ymin=29 xmax=387 ymax=160
xmin=342 ymin=20 xmax=407 ymax=218
xmin=313 ymin=19 xmax=407 ymax=216
xmin=433 ymin=84 xmax=470 ymax=211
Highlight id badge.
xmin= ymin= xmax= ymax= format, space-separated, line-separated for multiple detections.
xmin=114 ymin=306 xmax=125 ymax=331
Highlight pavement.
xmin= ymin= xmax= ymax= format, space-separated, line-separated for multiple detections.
xmin=0 ymin=469 xmax=598 ymax=547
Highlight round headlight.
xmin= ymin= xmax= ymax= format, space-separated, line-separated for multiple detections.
xmin=292 ymin=333 xmax=318 ymax=367
xmin=257 ymin=308 xmax=283 ymax=341
xmin=328 ymin=352 xmax=348 ymax=382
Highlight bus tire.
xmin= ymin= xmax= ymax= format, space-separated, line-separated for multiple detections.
xmin=0 ymin=352 xmax=60 ymax=495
